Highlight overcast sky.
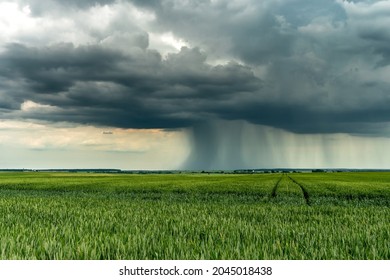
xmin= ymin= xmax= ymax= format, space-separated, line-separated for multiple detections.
xmin=1 ymin=0 xmax=390 ymax=169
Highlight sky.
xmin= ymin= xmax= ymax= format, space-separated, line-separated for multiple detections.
xmin=1 ymin=0 xmax=390 ymax=170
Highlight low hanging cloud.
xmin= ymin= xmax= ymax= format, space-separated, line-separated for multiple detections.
xmin=1 ymin=0 xmax=390 ymax=137
xmin=0 ymin=42 xmax=261 ymax=128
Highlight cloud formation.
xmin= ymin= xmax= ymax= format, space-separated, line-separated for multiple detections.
xmin=1 ymin=0 xmax=390 ymax=137
xmin=0 ymin=42 xmax=260 ymax=128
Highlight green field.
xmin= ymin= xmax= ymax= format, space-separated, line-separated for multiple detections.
xmin=0 ymin=172 xmax=389 ymax=259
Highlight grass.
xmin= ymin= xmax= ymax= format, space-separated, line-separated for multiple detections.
xmin=0 ymin=172 xmax=389 ymax=259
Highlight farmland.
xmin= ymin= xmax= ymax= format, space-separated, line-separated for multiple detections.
xmin=0 ymin=172 xmax=389 ymax=259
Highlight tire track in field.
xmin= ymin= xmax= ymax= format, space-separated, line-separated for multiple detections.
xmin=287 ymin=176 xmax=311 ymax=206
xmin=270 ymin=175 xmax=284 ymax=198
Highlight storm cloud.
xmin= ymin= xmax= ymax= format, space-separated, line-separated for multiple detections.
xmin=1 ymin=0 xmax=390 ymax=169
xmin=1 ymin=0 xmax=389 ymax=135
xmin=0 ymin=42 xmax=261 ymax=128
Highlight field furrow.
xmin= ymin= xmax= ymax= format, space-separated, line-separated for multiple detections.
xmin=270 ymin=175 xmax=284 ymax=198
xmin=288 ymin=176 xmax=311 ymax=206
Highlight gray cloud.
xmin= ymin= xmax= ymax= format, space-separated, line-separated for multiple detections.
xmin=1 ymin=0 xmax=390 ymax=138
xmin=128 ymin=0 xmax=346 ymax=64
xmin=16 ymin=0 xmax=117 ymax=15
xmin=0 ymin=43 xmax=261 ymax=129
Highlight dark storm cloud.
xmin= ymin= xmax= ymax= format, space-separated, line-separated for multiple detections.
xmin=1 ymin=43 xmax=123 ymax=93
xmin=0 ymin=43 xmax=262 ymax=129
xmin=128 ymin=0 xmax=346 ymax=64
xmin=2 ymin=0 xmax=390 ymax=136
xmin=123 ymin=0 xmax=390 ymax=135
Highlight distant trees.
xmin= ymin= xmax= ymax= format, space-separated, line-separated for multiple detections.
xmin=312 ymin=169 xmax=325 ymax=173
